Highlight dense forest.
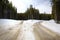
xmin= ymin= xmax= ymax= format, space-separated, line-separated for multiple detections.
xmin=0 ymin=0 xmax=17 ymax=19
xmin=51 ymin=0 xmax=60 ymax=23
xmin=0 ymin=0 xmax=60 ymax=22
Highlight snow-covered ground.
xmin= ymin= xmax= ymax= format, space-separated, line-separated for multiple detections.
xmin=0 ymin=19 xmax=21 ymax=28
xmin=0 ymin=19 xmax=60 ymax=34
xmin=17 ymin=20 xmax=41 ymax=40
xmin=0 ymin=19 xmax=41 ymax=40
xmin=0 ymin=19 xmax=60 ymax=40
xmin=0 ymin=19 xmax=22 ymax=35
xmin=0 ymin=19 xmax=40 ymax=30
xmin=41 ymin=20 xmax=60 ymax=34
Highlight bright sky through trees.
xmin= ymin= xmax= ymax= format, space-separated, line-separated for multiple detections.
xmin=9 ymin=0 xmax=51 ymax=14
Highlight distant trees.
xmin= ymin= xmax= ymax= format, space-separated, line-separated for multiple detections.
xmin=17 ymin=5 xmax=51 ymax=20
xmin=24 ymin=5 xmax=40 ymax=19
xmin=39 ymin=13 xmax=51 ymax=20
xmin=0 ymin=0 xmax=52 ymax=20
xmin=17 ymin=13 xmax=26 ymax=20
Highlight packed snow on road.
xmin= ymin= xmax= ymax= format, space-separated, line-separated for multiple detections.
xmin=0 ymin=19 xmax=40 ymax=40
xmin=0 ymin=19 xmax=60 ymax=40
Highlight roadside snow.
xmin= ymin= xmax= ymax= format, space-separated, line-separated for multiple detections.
xmin=41 ymin=20 xmax=60 ymax=34
xmin=0 ymin=19 xmax=21 ymax=30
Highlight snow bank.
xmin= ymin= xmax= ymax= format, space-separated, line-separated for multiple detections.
xmin=0 ymin=19 xmax=21 ymax=30
xmin=41 ymin=20 xmax=60 ymax=34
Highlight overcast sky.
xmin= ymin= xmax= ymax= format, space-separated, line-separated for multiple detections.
xmin=9 ymin=0 xmax=51 ymax=14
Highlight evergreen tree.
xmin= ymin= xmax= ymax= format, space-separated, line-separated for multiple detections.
xmin=51 ymin=0 xmax=60 ymax=23
xmin=25 ymin=5 xmax=40 ymax=19
xmin=0 ymin=0 xmax=17 ymax=19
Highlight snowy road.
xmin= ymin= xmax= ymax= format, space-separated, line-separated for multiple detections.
xmin=0 ymin=22 xmax=22 ymax=40
xmin=0 ymin=19 xmax=60 ymax=40
xmin=33 ymin=22 xmax=60 ymax=40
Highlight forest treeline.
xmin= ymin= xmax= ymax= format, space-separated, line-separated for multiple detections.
xmin=0 ymin=0 xmax=60 ymax=21
xmin=0 ymin=0 xmax=17 ymax=19
xmin=17 ymin=5 xmax=52 ymax=20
